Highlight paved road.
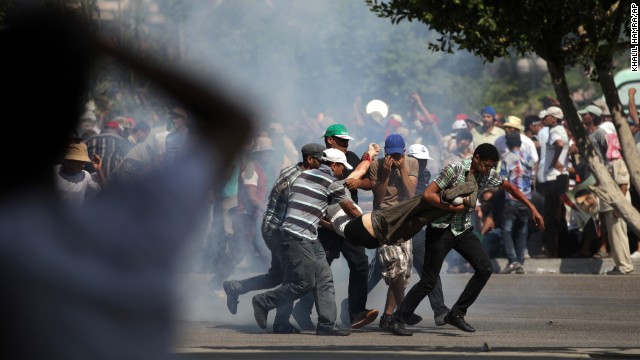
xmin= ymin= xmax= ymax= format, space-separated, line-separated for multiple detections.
xmin=170 ymin=273 xmax=640 ymax=359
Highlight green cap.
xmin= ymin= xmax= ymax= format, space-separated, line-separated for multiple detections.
xmin=322 ymin=123 xmax=354 ymax=140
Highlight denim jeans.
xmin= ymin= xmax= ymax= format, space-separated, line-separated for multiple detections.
xmin=500 ymin=199 xmax=530 ymax=264
xmin=396 ymin=226 xmax=492 ymax=321
xmin=254 ymin=236 xmax=337 ymax=329
xmin=295 ymin=227 xmax=368 ymax=323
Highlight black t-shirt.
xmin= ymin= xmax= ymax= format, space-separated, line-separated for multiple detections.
xmin=344 ymin=150 xmax=361 ymax=204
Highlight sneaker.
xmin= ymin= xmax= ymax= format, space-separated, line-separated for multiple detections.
xmin=515 ymin=267 xmax=526 ymax=274
xmin=350 ymin=308 xmax=379 ymax=329
xmin=222 ymin=280 xmax=240 ymax=315
xmin=442 ymin=181 xmax=477 ymax=202
xmin=379 ymin=314 xmax=393 ymax=331
xmin=434 ymin=312 xmax=447 ymax=326
xmin=316 ymin=326 xmax=351 ymax=336
xmin=251 ymin=296 xmax=269 ymax=329
xmin=273 ymin=322 xmax=301 ymax=334
xmin=631 ymin=251 xmax=640 ymax=259
xmin=390 ymin=318 xmax=413 ymax=336
xmin=500 ymin=261 xmax=523 ymax=274
xmin=605 ymin=267 xmax=633 ymax=275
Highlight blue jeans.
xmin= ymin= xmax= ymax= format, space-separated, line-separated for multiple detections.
xmin=500 ymin=200 xmax=530 ymax=264
xmin=255 ymin=236 xmax=337 ymax=329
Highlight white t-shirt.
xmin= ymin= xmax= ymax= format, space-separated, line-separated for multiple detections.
xmin=542 ymin=124 xmax=569 ymax=181
xmin=330 ymin=203 xmax=363 ymax=238
xmin=54 ymin=165 xmax=101 ymax=206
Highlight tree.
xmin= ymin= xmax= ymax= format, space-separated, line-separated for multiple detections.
xmin=365 ymin=0 xmax=640 ymax=235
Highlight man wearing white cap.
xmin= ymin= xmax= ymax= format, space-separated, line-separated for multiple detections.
xmin=539 ymin=106 xmax=570 ymax=258
xmin=252 ymin=148 xmax=361 ymax=336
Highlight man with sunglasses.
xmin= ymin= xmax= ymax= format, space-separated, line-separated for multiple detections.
xmin=389 ymin=143 xmax=545 ymax=336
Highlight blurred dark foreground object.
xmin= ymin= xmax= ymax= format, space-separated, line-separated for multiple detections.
xmin=0 ymin=7 xmax=253 ymax=360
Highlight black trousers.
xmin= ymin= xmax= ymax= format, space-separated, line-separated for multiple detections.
xmin=396 ymin=226 xmax=492 ymax=322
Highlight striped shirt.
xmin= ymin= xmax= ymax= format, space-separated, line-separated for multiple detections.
xmin=432 ymin=159 xmax=503 ymax=236
xmin=260 ymin=163 xmax=305 ymax=242
xmin=281 ymin=165 xmax=349 ymax=241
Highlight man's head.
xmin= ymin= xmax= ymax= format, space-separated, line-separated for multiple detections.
xmin=168 ymin=107 xmax=188 ymax=130
xmin=503 ymin=116 xmax=525 ymax=134
xmin=323 ymin=123 xmax=353 ymax=153
xmin=454 ymin=129 xmax=473 ymax=151
xmin=300 ymin=143 xmax=325 ymax=169
xmin=384 ymin=133 xmax=405 ymax=161
xmin=480 ymin=106 xmax=497 ymax=130
xmin=321 ymin=147 xmax=353 ymax=179
xmin=524 ymin=115 xmax=542 ymax=136
xmin=131 ymin=121 xmax=151 ymax=144
xmin=575 ymin=188 xmax=599 ymax=217
xmin=578 ymin=104 xmax=602 ymax=129
xmin=62 ymin=143 xmax=91 ymax=175
xmin=505 ymin=131 xmax=522 ymax=150
xmin=543 ymin=106 xmax=563 ymax=126
xmin=407 ymin=143 xmax=432 ymax=168
xmin=472 ymin=143 xmax=500 ymax=175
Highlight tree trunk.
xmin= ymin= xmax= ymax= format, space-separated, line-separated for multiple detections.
xmin=546 ymin=60 xmax=640 ymax=237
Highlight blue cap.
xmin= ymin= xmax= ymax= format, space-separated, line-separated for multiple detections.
xmin=384 ymin=133 xmax=405 ymax=155
xmin=480 ymin=106 xmax=496 ymax=118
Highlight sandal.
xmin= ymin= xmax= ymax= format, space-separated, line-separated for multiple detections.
xmin=593 ymin=251 xmax=609 ymax=259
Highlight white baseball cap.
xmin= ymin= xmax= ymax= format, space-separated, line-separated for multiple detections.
xmin=407 ymin=144 xmax=433 ymax=160
xmin=321 ymin=148 xmax=353 ymax=170
xmin=451 ymin=119 xmax=467 ymax=130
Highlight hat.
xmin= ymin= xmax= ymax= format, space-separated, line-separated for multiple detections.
xmin=321 ymin=148 xmax=353 ymax=170
xmin=64 ymin=143 xmax=91 ymax=163
xmin=538 ymin=109 xmax=547 ymax=119
xmin=268 ymin=122 xmax=284 ymax=134
xmin=546 ymin=106 xmax=564 ymax=119
xmin=503 ymin=116 xmax=525 ymax=132
xmin=389 ymin=114 xmax=403 ymax=122
xmin=322 ymin=123 xmax=354 ymax=140
xmin=251 ymin=136 xmax=274 ymax=152
xmin=451 ymin=119 xmax=467 ymax=130
xmin=455 ymin=113 xmax=468 ymax=121
xmin=169 ymin=107 xmax=188 ymax=119
xmin=407 ymin=144 xmax=433 ymax=160
xmin=301 ymin=143 xmax=325 ymax=159
xmin=104 ymin=121 xmax=121 ymax=130
xmin=577 ymin=104 xmax=603 ymax=117
xmin=480 ymin=106 xmax=497 ymax=118
xmin=592 ymin=99 xmax=611 ymax=116
xmin=384 ymin=133 xmax=405 ymax=155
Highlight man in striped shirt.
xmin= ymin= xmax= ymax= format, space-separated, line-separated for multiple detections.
xmin=390 ymin=143 xmax=545 ymax=336
xmin=252 ymin=148 xmax=362 ymax=336
xmin=221 ymin=143 xmax=324 ymax=334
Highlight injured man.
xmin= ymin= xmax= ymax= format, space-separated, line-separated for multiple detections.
xmin=320 ymin=145 xmax=477 ymax=249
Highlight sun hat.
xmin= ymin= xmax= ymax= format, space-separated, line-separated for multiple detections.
xmin=64 ymin=143 xmax=91 ymax=162
xmin=503 ymin=116 xmax=525 ymax=132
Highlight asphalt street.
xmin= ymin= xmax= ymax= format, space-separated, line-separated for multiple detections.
xmin=170 ymin=271 xmax=640 ymax=359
